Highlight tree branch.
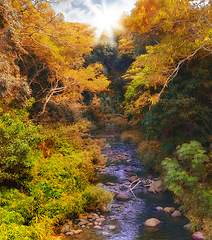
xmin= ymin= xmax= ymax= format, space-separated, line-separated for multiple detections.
xmin=158 ymin=37 xmax=212 ymax=100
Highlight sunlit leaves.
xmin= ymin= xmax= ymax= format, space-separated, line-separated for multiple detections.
xmin=12 ymin=0 xmax=95 ymax=78
xmin=118 ymin=33 xmax=135 ymax=57
xmin=122 ymin=0 xmax=212 ymax=119
xmin=69 ymin=63 xmax=110 ymax=93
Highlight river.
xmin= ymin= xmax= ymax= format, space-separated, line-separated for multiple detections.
xmin=63 ymin=135 xmax=192 ymax=240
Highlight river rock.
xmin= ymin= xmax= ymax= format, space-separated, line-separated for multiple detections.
xmin=74 ymin=229 xmax=83 ymax=235
xmin=106 ymin=182 xmax=116 ymax=186
xmin=129 ymin=175 xmax=138 ymax=182
xmin=61 ymin=223 xmax=72 ymax=233
xmin=108 ymin=225 xmax=116 ymax=230
xmin=156 ymin=206 xmax=163 ymax=211
xmin=192 ymin=232 xmax=204 ymax=240
xmin=94 ymin=225 xmax=102 ymax=230
xmin=124 ymin=167 xmax=134 ymax=172
xmin=184 ymin=223 xmax=192 ymax=230
xmin=65 ymin=231 xmax=74 ymax=236
xmin=78 ymin=219 xmax=88 ymax=226
xmin=101 ymin=231 xmax=111 ymax=236
xmin=88 ymin=213 xmax=98 ymax=220
xmin=144 ymin=218 xmax=161 ymax=227
xmin=95 ymin=217 xmax=105 ymax=223
xmin=171 ymin=210 xmax=182 ymax=217
xmin=163 ymin=207 xmax=175 ymax=213
xmin=148 ymin=180 xmax=166 ymax=193
xmin=116 ymin=194 xmax=130 ymax=201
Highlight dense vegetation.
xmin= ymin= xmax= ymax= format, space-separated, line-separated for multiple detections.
xmin=0 ymin=0 xmax=113 ymax=239
xmin=119 ymin=0 xmax=212 ymax=238
xmin=0 ymin=0 xmax=211 ymax=239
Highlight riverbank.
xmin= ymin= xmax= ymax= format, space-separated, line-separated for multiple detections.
xmin=61 ymin=134 xmax=192 ymax=239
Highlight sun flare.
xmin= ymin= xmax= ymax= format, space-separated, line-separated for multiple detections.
xmin=52 ymin=0 xmax=137 ymax=42
xmin=91 ymin=1 xmax=123 ymax=41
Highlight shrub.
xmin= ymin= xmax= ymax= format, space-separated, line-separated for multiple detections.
xmin=0 ymin=110 xmax=45 ymax=186
xmin=0 ymin=110 xmax=113 ymax=239
xmin=138 ymin=140 xmax=164 ymax=172
xmin=162 ymin=141 xmax=212 ymax=238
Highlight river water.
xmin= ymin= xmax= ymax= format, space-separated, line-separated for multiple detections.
xmin=63 ymin=135 xmax=193 ymax=240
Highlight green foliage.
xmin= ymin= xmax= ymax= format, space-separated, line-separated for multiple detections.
xmin=0 ymin=110 xmax=113 ymax=239
xmin=138 ymin=140 xmax=164 ymax=172
xmin=0 ymin=111 xmax=45 ymax=185
xmin=162 ymin=141 xmax=212 ymax=236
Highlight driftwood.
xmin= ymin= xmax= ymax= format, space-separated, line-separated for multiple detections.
xmin=129 ymin=177 xmax=157 ymax=197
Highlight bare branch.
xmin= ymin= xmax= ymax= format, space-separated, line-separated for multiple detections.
xmin=158 ymin=37 xmax=212 ymax=100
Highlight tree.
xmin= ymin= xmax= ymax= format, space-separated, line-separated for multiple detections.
xmin=122 ymin=0 xmax=212 ymax=111
xmin=0 ymin=0 xmax=111 ymax=120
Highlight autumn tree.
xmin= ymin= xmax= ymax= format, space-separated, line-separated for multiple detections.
xmin=0 ymin=0 xmax=110 ymax=121
xmin=120 ymin=1 xmax=212 ymax=236
xmin=121 ymin=0 xmax=212 ymax=139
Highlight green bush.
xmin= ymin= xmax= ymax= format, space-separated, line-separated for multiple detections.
xmin=0 ymin=111 xmax=113 ymax=239
xmin=162 ymin=141 xmax=212 ymax=238
xmin=0 ymin=110 xmax=45 ymax=186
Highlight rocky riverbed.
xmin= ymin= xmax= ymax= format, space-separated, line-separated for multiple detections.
xmin=61 ymin=137 xmax=193 ymax=240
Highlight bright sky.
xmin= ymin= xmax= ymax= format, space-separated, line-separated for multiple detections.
xmin=52 ymin=0 xmax=137 ymax=41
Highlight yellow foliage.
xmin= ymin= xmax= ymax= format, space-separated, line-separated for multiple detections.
xmin=12 ymin=0 xmax=95 ymax=77
xmin=69 ymin=63 xmax=110 ymax=93
xmin=118 ymin=33 xmax=135 ymax=57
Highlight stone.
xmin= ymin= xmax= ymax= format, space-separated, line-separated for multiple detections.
xmin=108 ymin=225 xmax=116 ymax=230
xmin=116 ymin=194 xmax=130 ymax=201
xmin=144 ymin=218 xmax=161 ymax=227
xmin=65 ymin=231 xmax=74 ymax=236
xmin=192 ymin=232 xmax=204 ymax=240
xmin=184 ymin=223 xmax=192 ymax=230
xmin=148 ymin=180 xmax=166 ymax=193
xmin=171 ymin=210 xmax=182 ymax=217
xmin=129 ymin=176 xmax=138 ymax=182
xmin=94 ymin=225 xmax=102 ymax=230
xmin=88 ymin=213 xmax=98 ymax=220
xmin=94 ymin=221 xmax=101 ymax=225
xmin=111 ymin=204 xmax=121 ymax=208
xmin=61 ymin=223 xmax=72 ymax=233
xmin=163 ymin=207 xmax=175 ymax=213
xmin=156 ymin=206 xmax=163 ymax=211
xmin=109 ymin=216 xmax=117 ymax=220
xmin=74 ymin=229 xmax=83 ymax=235
xmin=101 ymin=231 xmax=111 ymax=236
xmin=124 ymin=167 xmax=134 ymax=172
xmin=96 ymin=217 xmax=105 ymax=223
xmin=78 ymin=219 xmax=88 ymax=226
xmin=106 ymin=182 xmax=116 ymax=186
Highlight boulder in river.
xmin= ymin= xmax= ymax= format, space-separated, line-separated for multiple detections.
xmin=129 ymin=175 xmax=138 ymax=182
xmin=192 ymin=232 xmax=204 ymax=240
xmin=171 ymin=210 xmax=182 ymax=217
xmin=163 ymin=207 xmax=175 ymax=213
xmin=144 ymin=218 xmax=161 ymax=227
xmin=183 ymin=223 xmax=192 ymax=230
xmin=116 ymin=194 xmax=130 ymax=201
xmin=148 ymin=180 xmax=166 ymax=193
xmin=156 ymin=206 xmax=163 ymax=211
xmin=108 ymin=225 xmax=116 ymax=230
xmin=124 ymin=167 xmax=134 ymax=172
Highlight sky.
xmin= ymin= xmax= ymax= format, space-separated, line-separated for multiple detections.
xmin=52 ymin=0 xmax=137 ymax=40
